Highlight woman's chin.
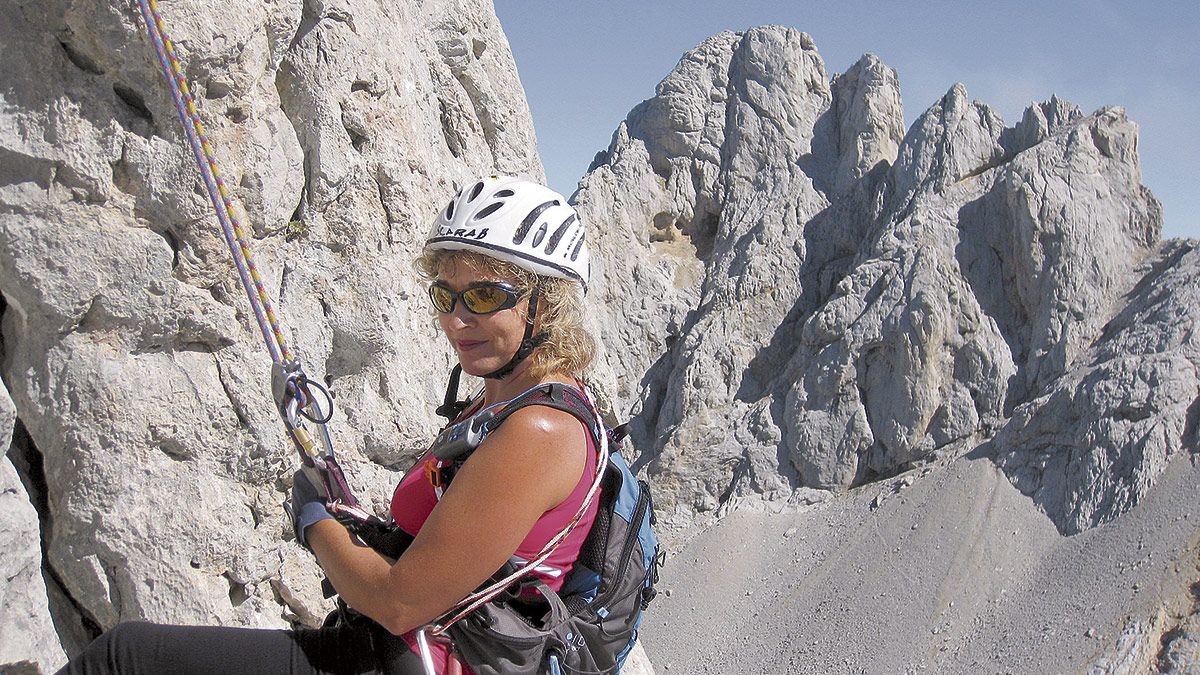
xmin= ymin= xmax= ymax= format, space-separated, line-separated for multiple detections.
xmin=457 ymin=357 xmax=501 ymax=378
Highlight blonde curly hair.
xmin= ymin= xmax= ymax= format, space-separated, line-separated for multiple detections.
xmin=415 ymin=249 xmax=595 ymax=378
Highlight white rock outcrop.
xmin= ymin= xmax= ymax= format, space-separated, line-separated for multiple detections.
xmin=994 ymin=240 xmax=1199 ymax=534
xmin=1 ymin=378 xmax=66 ymax=674
xmin=581 ymin=29 xmax=910 ymax=518
xmin=1 ymin=0 xmax=542 ymax=664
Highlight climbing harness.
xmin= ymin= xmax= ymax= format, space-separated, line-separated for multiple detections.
xmin=134 ymin=0 xmax=376 ymax=527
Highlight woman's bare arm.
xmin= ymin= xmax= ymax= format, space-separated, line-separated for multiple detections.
xmin=306 ymin=404 xmax=587 ymax=635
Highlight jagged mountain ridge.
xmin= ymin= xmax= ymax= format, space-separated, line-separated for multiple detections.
xmin=580 ymin=26 xmax=1192 ymax=537
xmin=578 ymin=26 xmax=1198 ymax=670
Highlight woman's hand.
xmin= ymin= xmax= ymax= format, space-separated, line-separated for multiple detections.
xmin=306 ymin=404 xmax=588 ymax=636
xmin=287 ymin=468 xmax=333 ymax=549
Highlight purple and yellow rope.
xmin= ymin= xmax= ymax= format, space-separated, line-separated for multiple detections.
xmin=136 ymin=0 xmax=292 ymax=365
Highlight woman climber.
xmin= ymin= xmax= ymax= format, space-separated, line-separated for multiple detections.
xmin=59 ymin=175 xmax=611 ymax=674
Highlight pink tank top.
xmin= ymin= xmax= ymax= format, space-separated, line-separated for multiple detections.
xmin=390 ymin=392 xmax=601 ymax=672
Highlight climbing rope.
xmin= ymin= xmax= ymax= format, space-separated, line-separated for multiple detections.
xmin=135 ymin=0 xmax=378 ymax=520
xmin=135 ymin=0 xmax=291 ymax=366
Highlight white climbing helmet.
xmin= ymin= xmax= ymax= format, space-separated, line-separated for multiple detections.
xmin=425 ymin=175 xmax=590 ymax=292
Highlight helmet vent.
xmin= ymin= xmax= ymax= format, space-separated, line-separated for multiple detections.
xmin=570 ymin=232 xmax=586 ymax=261
xmin=474 ymin=202 xmax=504 ymax=220
xmin=545 ymin=214 xmax=576 ymax=254
xmin=445 ymin=199 xmax=455 ymax=220
xmin=513 ymin=201 xmax=556 ymax=244
xmin=495 ymin=189 xmax=515 ymax=198
xmin=531 ymin=222 xmax=548 ymax=247
xmin=468 ymin=181 xmax=485 ymax=201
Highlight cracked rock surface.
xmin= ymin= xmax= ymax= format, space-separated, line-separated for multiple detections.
xmin=1 ymin=0 xmax=542 ymax=667
xmin=1 ymin=378 xmax=66 ymax=674
xmin=581 ymin=27 xmax=1191 ymax=541
xmin=581 ymin=26 xmax=1197 ymax=671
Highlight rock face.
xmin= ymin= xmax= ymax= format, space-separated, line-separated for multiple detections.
xmin=0 ymin=0 xmax=541 ymax=665
xmin=994 ymin=240 xmax=1199 ymax=534
xmin=1 ymin=380 xmax=66 ymax=674
xmin=580 ymin=32 xmax=1195 ymax=671
xmin=581 ymin=26 xmax=1193 ymax=542
xmin=1160 ymin=606 xmax=1200 ymax=673
xmin=582 ymin=30 xmax=910 ymax=517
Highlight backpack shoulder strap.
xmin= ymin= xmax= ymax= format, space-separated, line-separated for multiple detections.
xmin=427 ymin=382 xmax=606 ymax=482
xmin=484 ymin=382 xmax=604 ymax=447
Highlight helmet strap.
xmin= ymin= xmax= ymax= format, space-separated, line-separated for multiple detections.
xmin=436 ymin=364 xmax=470 ymax=422
xmin=483 ymin=286 xmax=547 ymax=380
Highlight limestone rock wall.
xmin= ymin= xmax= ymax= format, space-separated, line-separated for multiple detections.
xmin=994 ymin=240 xmax=1200 ymax=534
xmin=1 ymin=379 xmax=66 ymax=674
xmin=580 ymin=30 xmax=910 ymax=519
xmin=1 ymin=0 xmax=540 ymax=665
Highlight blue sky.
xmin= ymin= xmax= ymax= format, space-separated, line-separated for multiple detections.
xmin=493 ymin=0 xmax=1198 ymax=240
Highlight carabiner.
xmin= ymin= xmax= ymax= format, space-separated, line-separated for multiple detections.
xmin=286 ymin=396 xmax=304 ymax=430
xmin=415 ymin=626 xmax=452 ymax=675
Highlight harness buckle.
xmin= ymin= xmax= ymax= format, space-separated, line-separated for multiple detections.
xmin=424 ymin=458 xmax=445 ymax=489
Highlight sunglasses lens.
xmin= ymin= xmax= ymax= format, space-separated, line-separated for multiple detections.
xmin=462 ymin=286 xmax=512 ymax=314
xmin=428 ymin=284 xmax=456 ymax=313
xmin=429 ymin=282 xmax=520 ymax=314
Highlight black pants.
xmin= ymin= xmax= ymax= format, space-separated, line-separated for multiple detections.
xmin=57 ymin=619 xmax=427 ymax=675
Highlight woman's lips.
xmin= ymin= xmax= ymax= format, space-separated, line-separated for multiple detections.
xmin=456 ymin=339 xmax=485 ymax=352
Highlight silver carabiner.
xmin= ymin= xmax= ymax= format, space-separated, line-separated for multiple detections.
xmin=416 ymin=625 xmax=459 ymax=675
xmin=415 ymin=626 xmax=439 ymax=675
xmin=286 ymin=396 xmax=304 ymax=430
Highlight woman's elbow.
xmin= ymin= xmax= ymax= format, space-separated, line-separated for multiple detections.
xmin=376 ymin=611 xmax=412 ymax=637
xmin=365 ymin=600 xmax=421 ymax=637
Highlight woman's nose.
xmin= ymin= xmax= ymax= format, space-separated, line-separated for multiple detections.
xmin=445 ymin=302 xmax=475 ymax=328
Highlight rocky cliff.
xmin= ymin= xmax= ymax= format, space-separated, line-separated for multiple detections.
xmin=2 ymin=4 xmax=1197 ymax=674
xmin=580 ymin=25 xmax=1197 ymax=672
xmin=2 ymin=0 xmax=543 ymax=670
xmin=582 ymin=27 xmax=1193 ymax=536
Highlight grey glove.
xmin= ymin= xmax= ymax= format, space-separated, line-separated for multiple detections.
xmin=286 ymin=467 xmax=333 ymax=549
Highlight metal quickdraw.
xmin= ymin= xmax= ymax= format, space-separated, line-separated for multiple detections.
xmin=270 ymin=361 xmax=374 ymax=521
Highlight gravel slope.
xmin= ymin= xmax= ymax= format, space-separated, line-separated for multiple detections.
xmin=640 ymin=450 xmax=1199 ymax=674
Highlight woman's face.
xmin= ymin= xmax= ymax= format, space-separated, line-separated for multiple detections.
xmin=434 ymin=261 xmax=531 ymax=377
